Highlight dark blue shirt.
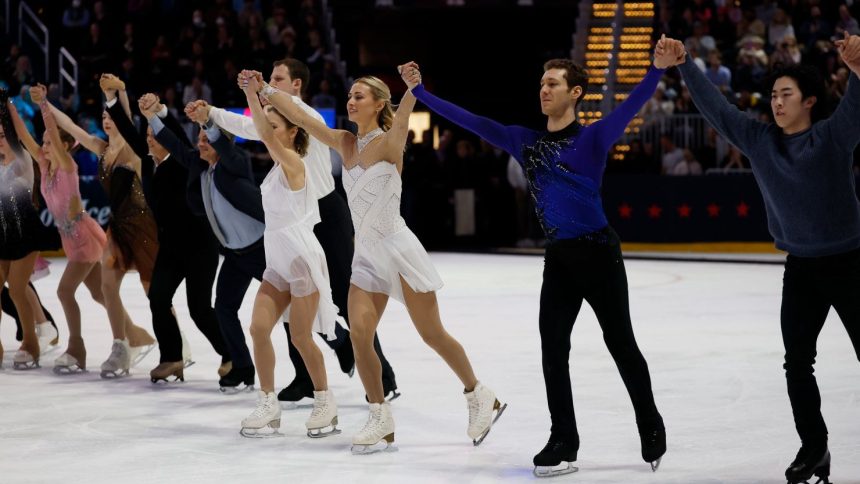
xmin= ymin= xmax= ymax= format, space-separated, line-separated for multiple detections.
xmin=412 ymin=66 xmax=664 ymax=240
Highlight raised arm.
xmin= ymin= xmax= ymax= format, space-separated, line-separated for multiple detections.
xmin=243 ymin=74 xmax=304 ymax=187
xmin=209 ymin=105 xmax=261 ymax=141
xmin=820 ymin=33 xmax=860 ymax=149
xmin=401 ymin=62 xmax=531 ymax=160
xmin=242 ymin=70 xmax=352 ymax=155
xmin=39 ymin=100 xmax=77 ymax=172
xmin=106 ymin=95 xmax=148 ymax=161
xmin=672 ymin=37 xmax=767 ymax=155
xmin=33 ymin=87 xmax=106 ymax=155
xmin=7 ymin=99 xmax=40 ymax=160
xmin=591 ymin=66 xmax=665 ymax=154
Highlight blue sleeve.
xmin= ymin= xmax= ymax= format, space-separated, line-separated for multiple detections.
xmin=412 ymin=84 xmax=534 ymax=163
xmin=590 ymin=65 xmax=665 ymax=155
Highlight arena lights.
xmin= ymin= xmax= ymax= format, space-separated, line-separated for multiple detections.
xmin=619 ymin=43 xmax=652 ymax=50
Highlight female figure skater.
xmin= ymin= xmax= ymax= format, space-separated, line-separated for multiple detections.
xmin=11 ymin=86 xmax=107 ymax=373
xmin=37 ymin=79 xmax=157 ymax=378
xmin=0 ymin=90 xmax=42 ymax=369
xmin=249 ymin=68 xmax=505 ymax=453
xmin=233 ymin=72 xmax=341 ymax=438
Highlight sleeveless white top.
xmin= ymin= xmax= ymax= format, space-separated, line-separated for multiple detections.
xmin=260 ymin=161 xmax=341 ymax=340
xmin=341 ymin=129 xmax=442 ymax=302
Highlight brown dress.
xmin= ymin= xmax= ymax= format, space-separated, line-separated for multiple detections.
xmin=98 ymin=144 xmax=159 ymax=283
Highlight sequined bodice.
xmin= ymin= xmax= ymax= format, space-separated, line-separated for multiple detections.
xmin=42 ymin=165 xmax=83 ymax=229
xmin=342 ymin=161 xmax=407 ymax=243
xmin=98 ymin=154 xmax=149 ymax=218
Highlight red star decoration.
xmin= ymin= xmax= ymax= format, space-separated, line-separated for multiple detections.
xmin=707 ymin=203 xmax=721 ymax=218
xmin=677 ymin=203 xmax=692 ymax=218
xmin=648 ymin=204 xmax=662 ymax=219
xmin=736 ymin=201 xmax=750 ymax=218
xmin=618 ymin=203 xmax=632 ymax=219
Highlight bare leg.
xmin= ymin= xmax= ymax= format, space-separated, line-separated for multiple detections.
xmin=5 ymin=253 xmax=40 ymax=358
xmin=289 ymin=290 xmax=328 ymax=391
xmin=248 ymin=281 xmax=290 ymax=393
xmin=57 ymin=261 xmax=98 ymax=341
xmin=125 ymin=279 xmax=156 ymax=347
xmin=348 ymin=284 xmax=389 ymax=403
xmin=100 ymin=244 xmax=131 ymax=341
xmin=82 ymin=262 xmax=106 ymax=306
xmin=400 ymin=276 xmax=478 ymax=391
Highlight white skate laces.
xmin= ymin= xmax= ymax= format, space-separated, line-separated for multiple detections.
xmin=465 ymin=382 xmax=507 ymax=446
xmin=351 ymin=402 xmax=396 ymax=454
xmin=306 ymin=390 xmax=341 ymax=438
xmin=100 ymin=339 xmax=131 ymax=378
xmin=240 ymin=391 xmax=282 ymax=438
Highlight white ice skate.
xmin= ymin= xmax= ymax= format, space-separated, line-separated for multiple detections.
xmin=465 ymin=382 xmax=507 ymax=446
xmin=53 ymin=353 xmax=86 ymax=374
xmin=181 ymin=330 xmax=195 ymax=369
xmin=240 ymin=391 xmax=282 ymax=438
xmin=351 ymin=402 xmax=397 ymax=454
xmin=306 ymin=390 xmax=341 ymax=438
xmin=128 ymin=341 xmax=156 ymax=368
xmin=36 ymin=321 xmax=59 ymax=354
xmin=12 ymin=350 xmax=40 ymax=370
xmin=100 ymin=339 xmax=131 ymax=378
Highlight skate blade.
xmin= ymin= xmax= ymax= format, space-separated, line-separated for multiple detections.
xmin=240 ymin=426 xmax=283 ymax=438
xmin=151 ymin=374 xmax=185 ymax=384
xmin=220 ymin=384 xmax=255 ymax=394
xmin=350 ymin=441 xmax=398 ymax=455
xmin=100 ymin=369 xmax=130 ymax=379
xmin=129 ymin=344 xmax=156 ymax=367
xmin=386 ymin=390 xmax=401 ymax=402
xmin=348 ymin=365 xmax=355 ymax=378
xmin=650 ymin=456 xmax=662 ymax=472
xmin=473 ymin=402 xmax=508 ymax=446
xmin=13 ymin=360 xmax=41 ymax=370
xmin=53 ymin=365 xmax=86 ymax=375
xmin=184 ymin=359 xmax=196 ymax=369
xmin=534 ymin=463 xmax=579 ymax=478
xmin=307 ymin=426 xmax=341 ymax=439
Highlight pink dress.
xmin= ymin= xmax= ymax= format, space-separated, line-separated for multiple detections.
xmin=40 ymin=161 xmax=107 ymax=263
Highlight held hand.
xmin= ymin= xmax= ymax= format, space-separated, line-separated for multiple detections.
xmin=244 ymin=74 xmax=262 ymax=93
xmin=99 ymin=73 xmax=126 ymax=92
xmin=653 ymin=34 xmax=686 ymax=69
xmin=398 ymin=61 xmax=422 ymax=89
xmin=184 ymin=101 xmax=207 ymax=124
xmin=190 ymin=101 xmax=211 ymax=125
xmin=29 ymin=83 xmax=48 ymax=104
xmin=836 ymin=32 xmax=860 ymax=75
xmin=139 ymin=93 xmax=161 ymax=117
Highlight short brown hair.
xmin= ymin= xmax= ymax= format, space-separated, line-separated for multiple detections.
xmin=273 ymin=58 xmax=310 ymax=95
xmin=543 ymin=59 xmax=588 ymax=108
xmin=266 ymin=105 xmax=309 ymax=157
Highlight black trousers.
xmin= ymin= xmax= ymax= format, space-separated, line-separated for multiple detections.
xmin=148 ymin=240 xmax=227 ymax=364
xmin=283 ymin=191 xmax=395 ymax=384
xmin=214 ymin=240 xmax=267 ymax=370
xmin=1 ymin=282 xmax=54 ymax=338
xmin=539 ymin=228 xmax=662 ymax=447
xmin=781 ymin=247 xmax=860 ymax=446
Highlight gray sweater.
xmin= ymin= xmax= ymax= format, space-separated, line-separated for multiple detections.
xmin=679 ymin=56 xmax=860 ymax=257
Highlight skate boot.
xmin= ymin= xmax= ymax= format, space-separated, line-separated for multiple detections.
xmin=306 ymin=390 xmax=341 ymax=438
xmin=641 ymin=427 xmax=667 ymax=471
xmin=335 ymin=340 xmax=355 ymax=377
xmin=12 ymin=348 xmax=40 ymax=370
xmin=533 ymin=440 xmax=579 ymax=477
xmin=218 ymin=360 xmax=232 ymax=378
xmin=240 ymin=391 xmax=282 ymax=438
xmin=128 ymin=341 xmax=156 ymax=368
xmin=150 ymin=361 xmax=185 ymax=383
xmin=181 ymin=331 xmax=195 ymax=368
xmin=36 ymin=321 xmax=59 ymax=353
xmin=351 ymin=402 xmax=396 ymax=454
xmin=786 ymin=444 xmax=831 ymax=484
xmin=100 ymin=339 xmax=131 ymax=378
xmin=219 ymin=365 xmax=255 ymax=393
xmin=53 ymin=336 xmax=86 ymax=374
xmin=278 ymin=376 xmax=313 ymax=402
xmin=465 ymin=382 xmax=507 ymax=446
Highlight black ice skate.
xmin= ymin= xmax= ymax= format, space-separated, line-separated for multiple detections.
xmin=219 ymin=365 xmax=255 ymax=393
xmin=785 ymin=445 xmax=831 ymax=484
xmin=278 ymin=376 xmax=314 ymax=402
xmin=641 ymin=427 xmax=666 ymax=471
xmin=533 ymin=440 xmax=579 ymax=477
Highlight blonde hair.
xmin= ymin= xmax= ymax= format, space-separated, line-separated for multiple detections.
xmin=354 ymin=76 xmax=394 ymax=131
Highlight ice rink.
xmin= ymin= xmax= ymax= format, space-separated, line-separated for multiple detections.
xmin=1 ymin=252 xmax=859 ymax=484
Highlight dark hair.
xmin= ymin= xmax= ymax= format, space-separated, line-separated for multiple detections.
xmin=273 ymin=58 xmax=310 ymax=95
xmin=543 ymin=59 xmax=588 ymax=108
xmin=266 ymin=106 xmax=309 ymax=156
xmin=767 ymin=64 xmax=828 ymax=122
xmin=0 ymin=89 xmax=24 ymax=154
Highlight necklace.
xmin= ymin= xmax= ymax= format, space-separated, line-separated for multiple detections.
xmin=357 ymin=128 xmax=384 ymax=153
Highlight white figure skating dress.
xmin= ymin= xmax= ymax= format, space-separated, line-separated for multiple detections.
xmin=261 ymin=161 xmax=339 ymax=340
xmin=342 ymin=129 xmax=443 ymax=303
